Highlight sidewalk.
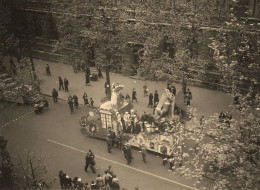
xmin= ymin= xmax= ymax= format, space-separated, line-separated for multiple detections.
xmin=33 ymin=59 xmax=233 ymax=119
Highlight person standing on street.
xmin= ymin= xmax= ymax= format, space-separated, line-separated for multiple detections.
xmin=148 ymin=93 xmax=153 ymax=107
xmin=98 ymin=66 xmax=103 ymax=78
xmin=58 ymin=76 xmax=64 ymax=91
xmin=68 ymin=95 xmax=73 ymax=114
xmin=73 ymin=95 xmax=79 ymax=109
xmin=46 ymin=64 xmax=51 ymax=76
xmin=52 ymin=88 xmax=58 ymax=103
xmin=106 ymin=133 xmax=112 ymax=153
xmin=64 ymin=78 xmax=69 ymax=92
xmin=90 ymin=98 xmax=94 ymax=106
xmin=154 ymin=90 xmax=159 ymax=104
xmin=126 ymin=144 xmax=133 ymax=165
xmin=143 ymin=82 xmax=148 ymax=97
xmin=85 ymin=150 xmax=96 ymax=173
xmin=132 ymin=88 xmax=137 ymax=102
xmin=140 ymin=144 xmax=147 ymax=163
xmin=185 ymin=88 xmax=192 ymax=106
xmin=83 ymin=92 xmax=89 ymax=106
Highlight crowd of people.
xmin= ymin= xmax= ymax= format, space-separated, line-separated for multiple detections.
xmin=59 ymin=150 xmax=121 ymax=190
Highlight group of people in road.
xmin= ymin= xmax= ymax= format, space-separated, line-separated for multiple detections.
xmin=59 ymin=165 xmax=121 ymax=190
xmin=67 ymin=93 xmax=94 ymax=114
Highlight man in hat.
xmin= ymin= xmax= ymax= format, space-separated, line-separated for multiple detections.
xmin=52 ymin=88 xmax=58 ymax=103
xmin=58 ymin=76 xmax=64 ymax=91
xmin=68 ymin=95 xmax=73 ymax=114
xmin=46 ymin=64 xmax=51 ymax=76
xmin=64 ymin=78 xmax=69 ymax=92
xmin=85 ymin=150 xmax=96 ymax=173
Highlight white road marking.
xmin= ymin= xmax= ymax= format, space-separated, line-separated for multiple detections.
xmin=47 ymin=139 xmax=196 ymax=190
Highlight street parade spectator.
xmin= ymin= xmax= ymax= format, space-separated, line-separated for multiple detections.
xmin=46 ymin=64 xmax=51 ymax=76
xmin=154 ymin=90 xmax=159 ymax=104
xmin=132 ymin=88 xmax=137 ymax=102
xmin=73 ymin=95 xmax=79 ymax=109
xmin=90 ymin=181 xmax=97 ymax=190
xmin=83 ymin=92 xmax=89 ymax=106
xmin=111 ymin=175 xmax=120 ymax=190
xmin=52 ymin=88 xmax=58 ymax=103
xmin=64 ymin=175 xmax=73 ymax=189
xmin=95 ymin=174 xmax=104 ymax=190
xmin=97 ymin=66 xmax=103 ymax=78
xmin=64 ymin=78 xmax=69 ymax=92
xmin=103 ymin=171 xmax=112 ymax=187
xmin=85 ymin=150 xmax=96 ymax=173
xmin=73 ymin=62 xmax=78 ymax=73
xmin=68 ymin=95 xmax=74 ymax=114
xmin=90 ymin=98 xmax=94 ymax=107
xmin=148 ymin=93 xmax=153 ymax=107
xmin=185 ymin=88 xmax=192 ymax=106
xmin=143 ymin=82 xmax=148 ymax=97
xmin=58 ymin=76 xmax=64 ymax=90
xmin=59 ymin=170 xmax=66 ymax=189
xmin=140 ymin=144 xmax=147 ymax=163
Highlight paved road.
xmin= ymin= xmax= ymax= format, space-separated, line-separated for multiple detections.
xmin=1 ymin=97 xmax=205 ymax=190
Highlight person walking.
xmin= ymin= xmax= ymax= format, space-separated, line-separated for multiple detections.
xmin=52 ymin=88 xmax=58 ymax=103
xmin=132 ymin=88 xmax=137 ymax=102
xmin=143 ymin=82 xmax=148 ymax=97
xmin=185 ymin=88 xmax=192 ymax=106
xmin=68 ymin=95 xmax=73 ymax=114
xmin=73 ymin=95 xmax=79 ymax=109
xmin=64 ymin=78 xmax=69 ymax=92
xmin=58 ymin=76 xmax=64 ymax=91
xmin=140 ymin=144 xmax=147 ymax=163
xmin=90 ymin=98 xmax=94 ymax=106
xmin=148 ymin=93 xmax=153 ymax=107
xmin=83 ymin=92 xmax=89 ymax=106
xmin=46 ymin=64 xmax=51 ymax=76
xmin=97 ymin=66 xmax=103 ymax=78
xmin=85 ymin=150 xmax=96 ymax=173
xmin=154 ymin=90 xmax=159 ymax=104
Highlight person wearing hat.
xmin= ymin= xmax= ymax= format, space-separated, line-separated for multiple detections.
xmin=64 ymin=78 xmax=69 ymax=92
xmin=132 ymin=88 xmax=137 ymax=102
xmin=85 ymin=150 xmax=96 ymax=173
xmin=68 ymin=95 xmax=74 ymax=114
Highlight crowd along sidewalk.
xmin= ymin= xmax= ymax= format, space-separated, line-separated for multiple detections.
xmin=33 ymin=59 xmax=233 ymax=120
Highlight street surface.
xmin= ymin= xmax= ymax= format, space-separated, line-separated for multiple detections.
xmin=1 ymin=98 xmax=198 ymax=190
xmin=1 ymin=58 xmax=233 ymax=189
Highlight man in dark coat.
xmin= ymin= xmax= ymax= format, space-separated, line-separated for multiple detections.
xmin=64 ymin=78 xmax=69 ymax=92
xmin=73 ymin=95 xmax=79 ymax=109
xmin=58 ymin=76 xmax=64 ymax=90
xmin=98 ymin=66 xmax=103 ymax=78
xmin=83 ymin=93 xmax=89 ymax=106
xmin=185 ymin=88 xmax=192 ymax=106
xmin=52 ymin=88 xmax=58 ymax=103
xmin=85 ymin=72 xmax=90 ymax=85
xmin=68 ymin=95 xmax=73 ymax=114
xmin=154 ymin=90 xmax=159 ymax=104
xmin=46 ymin=64 xmax=51 ymax=76
xmin=132 ymin=88 xmax=137 ymax=102
xmin=126 ymin=144 xmax=133 ymax=164
xmin=85 ymin=150 xmax=96 ymax=173
xmin=148 ymin=93 xmax=153 ymax=107
xmin=58 ymin=170 xmax=66 ymax=189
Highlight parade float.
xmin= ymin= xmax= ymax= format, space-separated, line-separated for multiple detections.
xmin=80 ymin=83 xmax=191 ymax=155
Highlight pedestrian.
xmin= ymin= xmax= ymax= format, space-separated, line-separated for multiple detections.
xmin=132 ymin=88 xmax=137 ymax=102
xmin=58 ymin=170 xmax=66 ymax=189
xmin=73 ymin=62 xmax=78 ymax=73
xmin=64 ymin=175 xmax=73 ymax=189
xmin=95 ymin=174 xmax=104 ymax=190
xmin=64 ymin=78 xmax=69 ymax=92
xmin=185 ymin=88 xmax=192 ymax=106
xmin=106 ymin=133 xmax=112 ymax=153
xmin=140 ymin=144 xmax=147 ymax=163
xmin=46 ymin=64 xmax=51 ymax=76
xmin=83 ymin=92 xmax=89 ymax=106
xmin=58 ymin=76 xmax=64 ymax=91
xmin=85 ymin=150 xmax=96 ymax=173
xmin=143 ymin=82 xmax=148 ymax=97
xmin=103 ymin=171 xmax=112 ymax=187
xmin=98 ymin=66 xmax=103 ymax=78
xmin=126 ymin=144 xmax=133 ymax=164
xmin=68 ymin=95 xmax=73 ymax=114
xmin=148 ymin=93 xmax=153 ymax=107
xmin=162 ymin=145 xmax=168 ymax=166
xmin=52 ymin=88 xmax=58 ymax=103
xmin=111 ymin=175 xmax=120 ymax=190
xmin=90 ymin=98 xmax=94 ymax=106
xmin=73 ymin=95 xmax=79 ymax=109
xmin=85 ymin=72 xmax=90 ymax=85
xmin=154 ymin=90 xmax=159 ymax=104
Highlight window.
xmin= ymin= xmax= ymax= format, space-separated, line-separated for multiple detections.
xmin=100 ymin=113 xmax=112 ymax=129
